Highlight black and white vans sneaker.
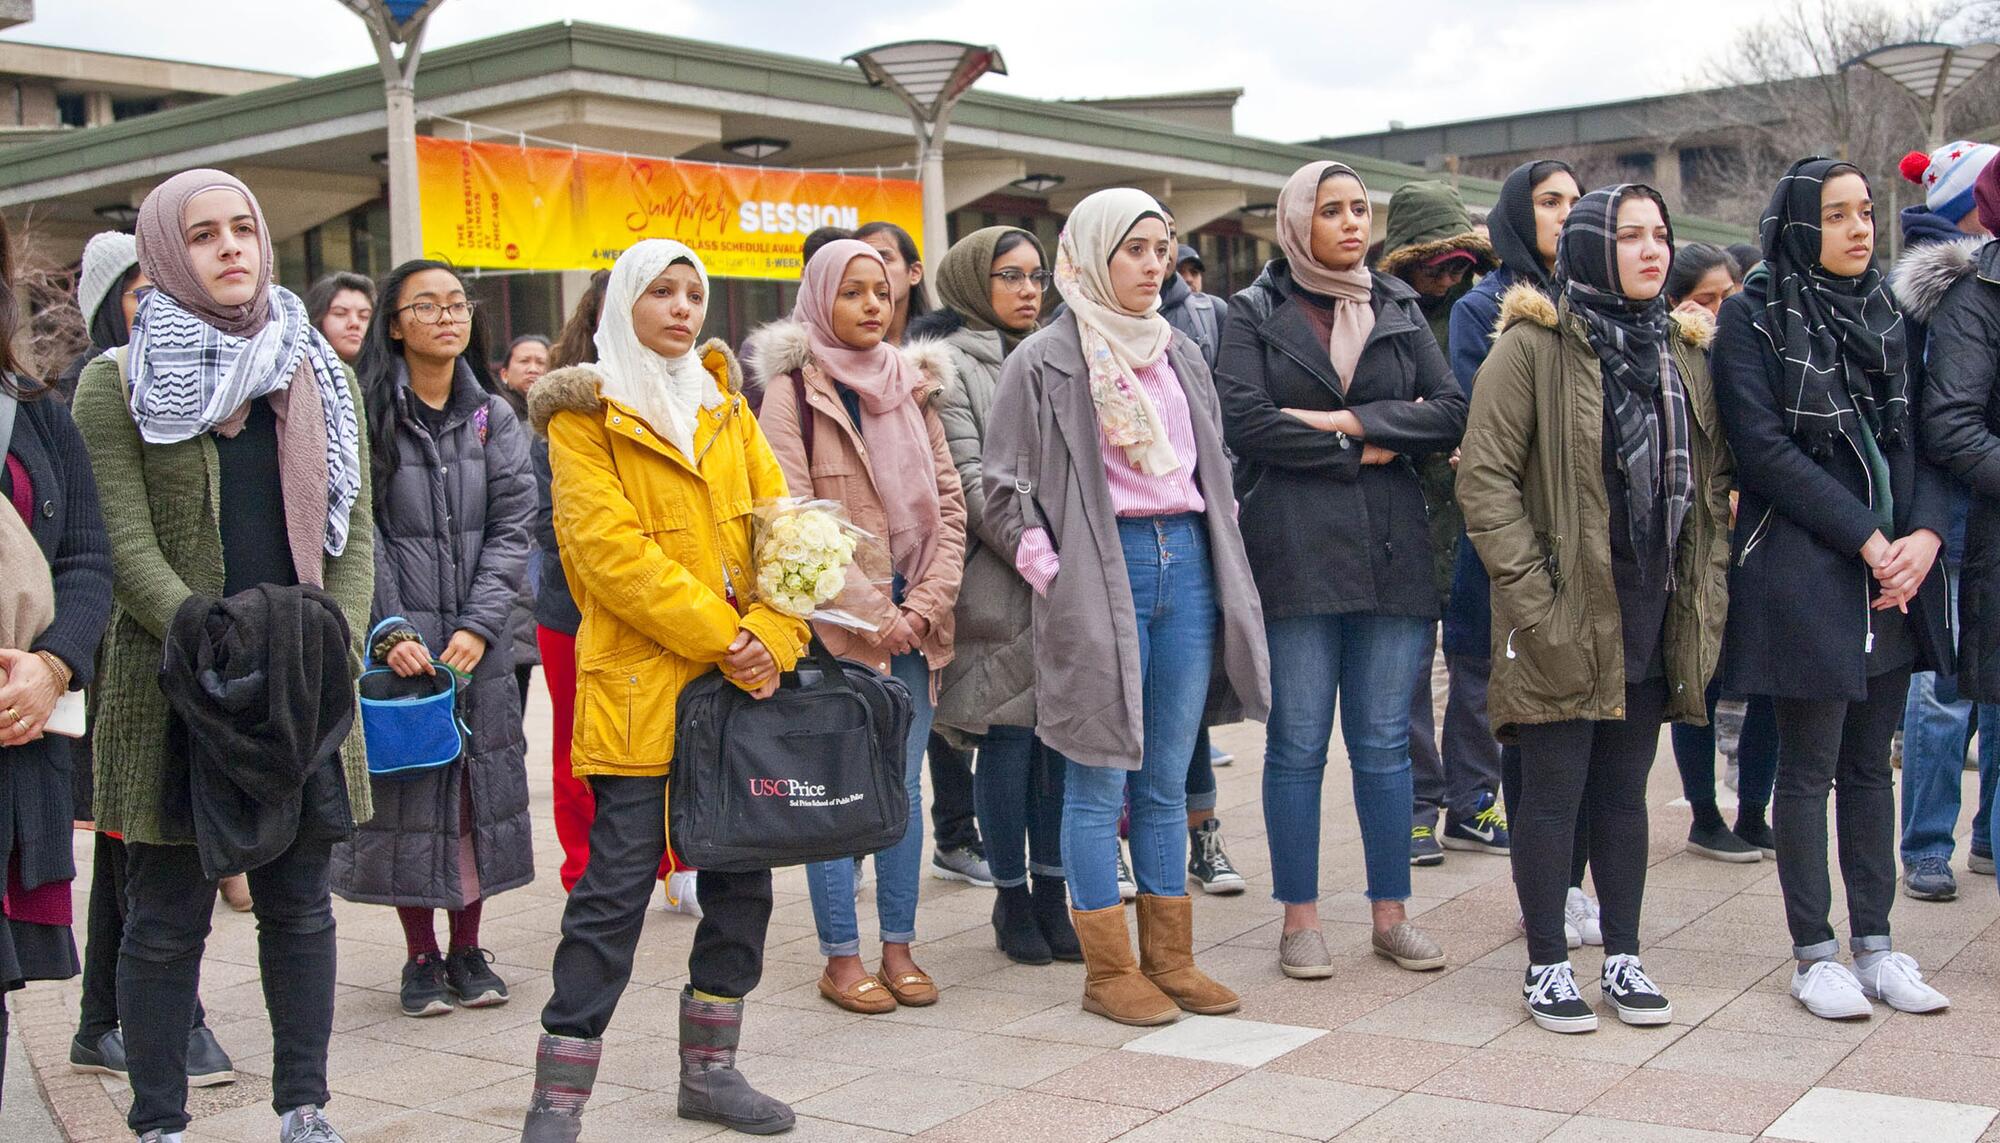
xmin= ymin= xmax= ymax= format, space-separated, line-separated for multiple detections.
xmin=1524 ymin=962 xmax=1597 ymax=1033
xmin=1600 ymin=953 xmax=1673 ymax=1026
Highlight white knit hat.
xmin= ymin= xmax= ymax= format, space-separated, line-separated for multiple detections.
xmin=77 ymin=230 xmax=139 ymax=325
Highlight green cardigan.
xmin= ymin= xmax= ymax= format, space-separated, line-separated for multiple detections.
xmin=71 ymin=355 xmax=375 ymax=844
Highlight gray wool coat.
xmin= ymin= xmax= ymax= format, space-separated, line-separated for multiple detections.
xmin=982 ymin=310 xmax=1271 ymax=770
xmin=929 ymin=324 xmax=1035 ymax=742
xmin=329 ymin=363 xmax=537 ymax=909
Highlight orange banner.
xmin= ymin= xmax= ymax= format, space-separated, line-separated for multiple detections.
xmin=416 ymin=136 xmax=924 ymax=278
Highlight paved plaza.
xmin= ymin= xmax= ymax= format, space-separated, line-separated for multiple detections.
xmin=8 ymin=678 xmax=2000 ymax=1142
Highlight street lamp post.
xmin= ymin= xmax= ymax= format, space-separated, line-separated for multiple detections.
xmin=1845 ymin=40 xmax=2000 ymax=148
xmin=845 ymin=40 xmax=1006 ymax=303
xmin=337 ymin=0 xmax=448 ymax=265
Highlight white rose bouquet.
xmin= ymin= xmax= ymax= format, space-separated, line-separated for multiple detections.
xmin=750 ymin=499 xmax=883 ymax=632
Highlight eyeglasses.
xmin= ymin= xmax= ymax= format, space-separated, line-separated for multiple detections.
xmin=990 ymin=269 xmax=1053 ymax=293
xmin=397 ymin=300 xmax=478 ymax=324
xmin=125 ymin=285 xmax=154 ymax=303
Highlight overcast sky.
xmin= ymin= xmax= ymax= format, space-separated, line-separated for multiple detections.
xmin=13 ymin=0 xmax=1807 ymax=141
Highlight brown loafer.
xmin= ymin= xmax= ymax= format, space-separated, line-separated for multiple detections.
xmin=818 ymin=972 xmax=895 ymax=1014
xmin=879 ymin=967 xmax=938 ymax=1007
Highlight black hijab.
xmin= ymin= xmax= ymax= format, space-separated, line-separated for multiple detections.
xmin=1755 ymin=157 xmax=1909 ymax=454
xmin=1489 ymin=159 xmax=1575 ymax=294
xmin=1556 ymin=185 xmax=1693 ymax=566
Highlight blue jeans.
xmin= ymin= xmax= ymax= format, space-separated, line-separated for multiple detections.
xmin=805 ymin=651 xmax=930 ymax=955
xmin=1064 ymin=516 xmax=1217 ymax=911
xmin=1262 ymin=612 xmax=1432 ymax=904
xmin=973 ymin=725 xmax=1067 ymax=888
xmin=1899 ymin=669 xmax=1999 ymax=865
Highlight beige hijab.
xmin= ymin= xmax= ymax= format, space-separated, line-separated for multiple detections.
xmin=1054 ymin=187 xmax=1180 ymax=476
xmin=1277 ymin=161 xmax=1376 ymax=387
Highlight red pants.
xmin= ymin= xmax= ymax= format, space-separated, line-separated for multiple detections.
xmin=539 ymin=625 xmax=673 ymax=891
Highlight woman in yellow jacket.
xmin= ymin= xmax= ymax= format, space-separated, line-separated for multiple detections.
xmin=519 ymin=240 xmax=808 ymax=1141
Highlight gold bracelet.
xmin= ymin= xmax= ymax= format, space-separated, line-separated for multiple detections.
xmin=34 ymin=650 xmax=72 ymax=692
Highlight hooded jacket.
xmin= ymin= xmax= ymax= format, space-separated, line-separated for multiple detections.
xmin=1909 ymin=236 xmax=2000 ymax=701
xmin=1457 ymin=285 xmax=1732 ymax=733
xmin=1216 ymin=258 xmax=1467 ymax=620
xmin=1157 ymin=271 xmax=1231 ymax=369
xmin=528 ymin=340 xmax=808 ymax=781
xmin=1381 ymin=181 xmax=1498 ymax=605
xmin=330 ymin=363 xmax=537 ymax=909
xmin=747 ymin=320 xmax=966 ymax=676
xmin=1896 ymin=204 xmax=1975 ymax=564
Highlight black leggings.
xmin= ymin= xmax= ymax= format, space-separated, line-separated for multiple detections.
xmin=1771 ymin=668 xmax=1908 ymax=960
xmin=541 ymin=775 xmax=772 ymax=1040
xmin=1511 ymin=681 xmax=1667 ymax=965
xmin=1502 ymin=746 xmax=1588 ymax=889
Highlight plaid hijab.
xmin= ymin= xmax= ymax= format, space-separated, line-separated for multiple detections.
xmin=1556 ymin=185 xmax=1694 ymax=565
xmin=1754 ymin=157 xmax=1909 ymax=456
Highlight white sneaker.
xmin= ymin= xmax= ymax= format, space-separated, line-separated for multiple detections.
xmin=662 ymin=870 xmax=702 ymax=919
xmin=1516 ymin=912 xmax=1583 ymax=949
xmin=1566 ymin=888 xmax=1602 ymax=946
xmin=1790 ymin=960 xmax=1873 ymax=1020
xmin=1854 ymin=951 xmax=1949 ymax=1014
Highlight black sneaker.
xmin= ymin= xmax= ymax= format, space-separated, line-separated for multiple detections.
xmin=1687 ymin=818 xmax=1761 ymax=863
xmin=1524 ymin=962 xmax=1597 ymax=1034
xmin=1733 ymin=814 xmax=1776 ymax=858
xmin=1410 ymin=822 xmax=1444 ymax=866
xmin=400 ymin=952 xmax=453 ymax=1017
xmin=68 ymin=1028 xmax=127 ymax=1079
xmin=444 ymin=947 xmax=510 ymax=1008
xmin=185 ymin=1025 xmax=236 ymax=1087
xmin=1904 ymin=855 xmax=1959 ymax=902
xmin=1188 ymin=818 xmax=1247 ymax=895
xmin=1441 ymin=792 xmax=1511 ymax=855
xmin=1600 ymin=953 xmax=1673 ymax=1025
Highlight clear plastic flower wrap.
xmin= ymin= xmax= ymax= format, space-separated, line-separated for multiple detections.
xmin=749 ymin=498 xmax=889 ymax=632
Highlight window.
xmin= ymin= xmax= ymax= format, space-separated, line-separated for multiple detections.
xmin=55 ymin=92 xmax=85 ymax=127
xmin=1616 ymin=151 xmax=1657 ymax=180
xmin=111 ymin=98 xmax=163 ymax=121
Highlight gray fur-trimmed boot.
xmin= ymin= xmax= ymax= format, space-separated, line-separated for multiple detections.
xmin=521 ymin=1032 xmax=600 ymax=1142
xmin=677 ymin=986 xmax=796 ymax=1135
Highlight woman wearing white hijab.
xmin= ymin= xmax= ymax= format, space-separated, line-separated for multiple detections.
xmin=983 ymin=188 xmax=1270 ymax=1026
xmin=521 ymin=239 xmax=809 ymax=1139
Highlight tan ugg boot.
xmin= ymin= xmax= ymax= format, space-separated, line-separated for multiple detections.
xmin=1070 ymin=904 xmax=1179 ymax=1026
xmin=1136 ymin=894 xmax=1240 ymax=1014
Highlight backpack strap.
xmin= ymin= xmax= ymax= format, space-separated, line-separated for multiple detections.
xmin=790 ymin=368 xmax=814 ymax=464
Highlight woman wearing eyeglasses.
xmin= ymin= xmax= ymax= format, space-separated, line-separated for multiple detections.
xmin=919 ymin=226 xmax=1083 ymax=964
xmin=330 ymin=260 xmax=538 ymax=1022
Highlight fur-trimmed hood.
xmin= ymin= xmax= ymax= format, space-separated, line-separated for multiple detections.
xmin=525 ymin=336 xmax=742 ymax=437
xmin=1495 ymin=281 xmax=1714 ymax=350
xmin=1890 ymin=235 xmax=1991 ymax=325
xmin=742 ymin=319 xmax=955 ymax=405
xmin=1378 ymin=231 xmax=1498 ymax=279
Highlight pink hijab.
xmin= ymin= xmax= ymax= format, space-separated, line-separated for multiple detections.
xmin=795 ymin=239 xmax=942 ymax=583
xmin=1277 ymin=161 xmax=1377 ymax=388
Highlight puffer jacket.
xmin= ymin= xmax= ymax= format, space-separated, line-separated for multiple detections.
xmin=529 ymin=341 xmax=810 ymax=780
xmin=747 ymin=320 xmax=967 ymax=676
xmin=1909 ymin=236 xmax=2000 ymax=700
xmin=1456 ymin=284 xmax=1733 ymax=734
xmin=331 ymin=363 xmax=536 ymax=908
xmin=918 ymin=312 xmax=1034 ymax=739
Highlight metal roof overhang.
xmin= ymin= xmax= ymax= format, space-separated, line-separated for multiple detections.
xmin=0 ymin=20 xmax=1749 ymax=248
